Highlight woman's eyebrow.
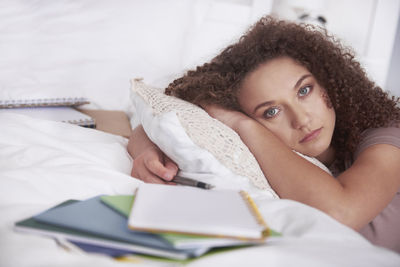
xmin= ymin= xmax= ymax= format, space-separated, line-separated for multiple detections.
xmin=293 ymin=74 xmax=312 ymax=90
xmin=252 ymin=74 xmax=312 ymax=114
xmin=253 ymin=100 xmax=275 ymax=114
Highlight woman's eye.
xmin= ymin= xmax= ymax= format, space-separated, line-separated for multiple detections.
xmin=298 ymin=85 xmax=312 ymax=97
xmin=263 ymin=107 xmax=279 ymax=118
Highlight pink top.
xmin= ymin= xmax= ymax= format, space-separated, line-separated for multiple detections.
xmin=347 ymin=127 xmax=400 ymax=253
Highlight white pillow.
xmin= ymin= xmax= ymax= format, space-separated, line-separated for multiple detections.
xmin=130 ymin=79 xmax=332 ymax=199
xmin=130 ymin=79 xmax=278 ymax=199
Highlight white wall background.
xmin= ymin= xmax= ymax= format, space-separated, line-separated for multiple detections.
xmin=385 ymin=8 xmax=400 ymax=97
xmin=0 ymin=0 xmax=398 ymax=112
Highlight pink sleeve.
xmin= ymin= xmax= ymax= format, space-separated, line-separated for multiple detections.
xmin=356 ymin=126 xmax=400 ymax=252
xmin=354 ymin=127 xmax=400 ymax=160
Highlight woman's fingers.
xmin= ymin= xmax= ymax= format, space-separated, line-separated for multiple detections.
xmin=131 ymin=146 xmax=179 ymax=183
xmin=202 ymin=104 xmax=252 ymax=132
xmin=144 ymin=156 xmax=173 ymax=181
xmin=132 ymin=158 xmax=167 ymax=184
xmin=164 ymin=156 xmax=179 ymax=181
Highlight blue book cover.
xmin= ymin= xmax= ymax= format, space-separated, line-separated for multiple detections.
xmin=68 ymin=240 xmax=138 ymax=257
xmin=33 ymin=196 xmax=201 ymax=257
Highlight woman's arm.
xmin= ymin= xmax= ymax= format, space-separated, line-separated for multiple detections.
xmin=205 ymin=105 xmax=400 ymax=230
xmin=128 ymin=125 xmax=178 ymax=183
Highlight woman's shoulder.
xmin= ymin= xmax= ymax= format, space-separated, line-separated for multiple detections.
xmin=355 ymin=125 xmax=400 ymax=252
xmin=354 ymin=126 xmax=400 ymax=160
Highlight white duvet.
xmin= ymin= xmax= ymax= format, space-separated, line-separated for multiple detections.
xmin=1 ymin=113 xmax=399 ymax=267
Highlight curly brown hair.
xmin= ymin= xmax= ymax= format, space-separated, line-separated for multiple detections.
xmin=165 ymin=16 xmax=400 ymax=170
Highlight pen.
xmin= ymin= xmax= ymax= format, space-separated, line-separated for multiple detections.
xmin=172 ymin=176 xmax=214 ymax=190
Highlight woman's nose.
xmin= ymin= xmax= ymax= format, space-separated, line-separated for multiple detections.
xmin=290 ymin=105 xmax=312 ymax=129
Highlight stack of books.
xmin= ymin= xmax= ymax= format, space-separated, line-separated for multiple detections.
xmin=14 ymin=183 xmax=280 ymax=262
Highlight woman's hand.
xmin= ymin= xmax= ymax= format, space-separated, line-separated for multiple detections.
xmin=202 ymin=104 xmax=252 ymax=132
xmin=131 ymin=146 xmax=178 ymax=184
xmin=128 ymin=125 xmax=178 ymax=184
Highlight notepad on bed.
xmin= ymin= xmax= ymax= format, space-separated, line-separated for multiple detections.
xmin=128 ymin=184 xmax=270 ymax=240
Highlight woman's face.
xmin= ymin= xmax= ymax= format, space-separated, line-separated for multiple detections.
xmin=238 ymin=56 xmax=336 ymax=158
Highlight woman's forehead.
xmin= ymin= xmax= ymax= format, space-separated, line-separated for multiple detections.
xmin=241 ymin=57 xmax=310 ymax=94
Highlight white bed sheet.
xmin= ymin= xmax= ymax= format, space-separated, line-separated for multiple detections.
xmin=1 ymin=113 xmax=399 ymax=267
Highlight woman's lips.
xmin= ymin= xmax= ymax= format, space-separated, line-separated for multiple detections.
xmin=300 ymin=128 xmax=322 ymax=143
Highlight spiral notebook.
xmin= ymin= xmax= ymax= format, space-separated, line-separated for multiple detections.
xmin=128 ymin=184 xmax=270 ymax=240
xmin=0 ymin=97 xmax=90 ymax=108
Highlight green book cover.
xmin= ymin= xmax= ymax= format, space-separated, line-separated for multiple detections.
xmin=100 ymin=195 xmax=134 ymax=216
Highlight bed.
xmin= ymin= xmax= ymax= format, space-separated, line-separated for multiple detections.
xmin=1 ymin=1 xmax=400 ymax=266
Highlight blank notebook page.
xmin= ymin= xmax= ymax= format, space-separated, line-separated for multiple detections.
xmin=128 ymin=183 xmax=267 ymax=239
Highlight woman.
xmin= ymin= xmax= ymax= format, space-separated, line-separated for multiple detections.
xmin=128 ymin=16 xmax=400 ymax=252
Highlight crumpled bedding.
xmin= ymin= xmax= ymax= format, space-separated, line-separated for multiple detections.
xmin=1 ymin=113 xmax=399 ymax=267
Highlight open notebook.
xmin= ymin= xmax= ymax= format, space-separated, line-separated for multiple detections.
xmin=128 ymin=184 xmax=270 ymax=240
